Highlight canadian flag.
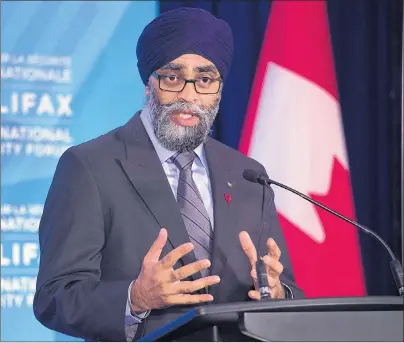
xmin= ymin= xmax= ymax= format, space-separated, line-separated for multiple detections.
xmin=239 ymin=0 xmax=367 ymax=297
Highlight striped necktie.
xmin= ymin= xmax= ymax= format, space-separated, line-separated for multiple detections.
xmin=171 ymin=151 xmax=213 ymax=277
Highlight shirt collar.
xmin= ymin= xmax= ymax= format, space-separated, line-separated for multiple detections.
xmin=139 ymin=106 xmax=208 ymax=169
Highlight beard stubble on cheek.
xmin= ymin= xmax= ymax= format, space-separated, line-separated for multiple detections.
xmin=146 ymin=85 xmax=221 ymax=152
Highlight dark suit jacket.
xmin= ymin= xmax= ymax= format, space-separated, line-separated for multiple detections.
xmin=33 ymin=114 xmax=304 ymax=341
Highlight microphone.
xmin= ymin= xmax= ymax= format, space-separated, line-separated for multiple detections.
xmin=256 ymin=258 xmax=271 ymax=299
xmin=255 ymin=180 xmax=271 ymax=300
xmin=243 ymin=169 xmax=404 ymax=297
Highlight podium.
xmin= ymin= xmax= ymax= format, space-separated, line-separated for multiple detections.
xmin=137 ymin=296 xmax=403 ymax=342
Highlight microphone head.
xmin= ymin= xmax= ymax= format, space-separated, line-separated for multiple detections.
xmin=243 ymin=169 xmax=260 ymax=183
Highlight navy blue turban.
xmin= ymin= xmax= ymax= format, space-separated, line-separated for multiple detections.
xmin=136 ymin=7 xmax=234 ymax=85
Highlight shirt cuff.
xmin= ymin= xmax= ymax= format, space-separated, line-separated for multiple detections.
xmin=281 ymin=282 xmax=294 ymax=299
xmin=125 ymin=280 xmax=151 ymax=326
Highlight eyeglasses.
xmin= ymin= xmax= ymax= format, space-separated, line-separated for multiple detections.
xmin=151 ymin=72 xmax=222 ymax=94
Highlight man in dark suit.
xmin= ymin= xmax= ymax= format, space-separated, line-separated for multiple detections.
xmin=33 ymin=7 xmax=304 ymax=342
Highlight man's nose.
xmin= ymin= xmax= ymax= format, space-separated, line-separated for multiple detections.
xmin=177 ymin=82 xmax=198 ymax=103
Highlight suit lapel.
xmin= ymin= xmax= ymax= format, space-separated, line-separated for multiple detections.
xmin=204 ymin=139 xmax=241 ymax=300
xmin=118 ymin=115 xmax=203 ymax=282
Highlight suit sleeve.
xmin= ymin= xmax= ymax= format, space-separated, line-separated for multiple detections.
xmin=33 ymin=148 xmax=131 ymax=341
xmin=259 ymin=170 xmax=305 ymax=299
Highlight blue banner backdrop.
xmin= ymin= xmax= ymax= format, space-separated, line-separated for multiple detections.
xmin=1 ymin=1 xmax=157 ymax=341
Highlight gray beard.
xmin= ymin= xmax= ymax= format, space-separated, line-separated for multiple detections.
xmin=147 ymin=86 xmax=220 ymax=152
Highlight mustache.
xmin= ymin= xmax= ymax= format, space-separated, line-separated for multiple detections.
xmin=160 ymin=100 xmax=209 ymax=118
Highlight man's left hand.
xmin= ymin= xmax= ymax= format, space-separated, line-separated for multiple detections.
xmin=239 ymin=231 xmax=285 ymax=299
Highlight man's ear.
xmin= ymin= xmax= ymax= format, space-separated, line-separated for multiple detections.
xmin=145 ymin=85 xmax=150 ymax=96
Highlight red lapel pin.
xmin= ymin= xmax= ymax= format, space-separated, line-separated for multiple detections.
xmin=224 ymin=193 xmax=232 ymax=205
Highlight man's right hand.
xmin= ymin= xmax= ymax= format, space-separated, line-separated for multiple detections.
xmin=130 ymin=228 xmax=220 ymax=312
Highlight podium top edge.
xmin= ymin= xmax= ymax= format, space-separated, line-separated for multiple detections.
xmin=194 ymin=295 xmax=404 ymax=316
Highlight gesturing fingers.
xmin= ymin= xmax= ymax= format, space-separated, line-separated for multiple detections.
xmin=239 ymin=231 xmax=257 ymax=267
xmin=174 ymin=275 xmax=220 ymax=294
xmin=267 ymin=237 xmax=281 ymax=260
xmin=165 ymin=293 xmax=214 ymax=306
xmin=159 ymin=242 xmax=194 ymax=269
xmin=163 ymin=276 xmax=221 ymax=305
xmin=173 ymin=259 xmax=211 ymax=281
xmin=250 ymin=268 xmax=258 ymax=290
xmin=143 ymin=228 xmax=168 ymax=266
xmin=248 ymin=290 xmax=261 ymax=301
xmin=262 ymin=255 xmax=284 ymax=278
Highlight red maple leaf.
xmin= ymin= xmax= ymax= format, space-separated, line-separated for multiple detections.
xmin=224 ymin=193 xmax=232 ymax=205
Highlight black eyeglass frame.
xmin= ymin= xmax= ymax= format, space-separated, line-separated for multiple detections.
xmin=151 ymin=71 xmax=222 ymax=94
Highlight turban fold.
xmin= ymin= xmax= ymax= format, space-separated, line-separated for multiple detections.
xmin=136 ymin=7 xmax=234 ymax=85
